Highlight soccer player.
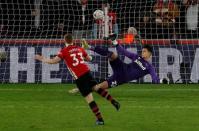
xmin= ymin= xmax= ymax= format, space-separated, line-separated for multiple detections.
xmin=35 ymin=34 xmax=120 ymax=125
xmin=71 ymin=34 xmax=159 ymax=92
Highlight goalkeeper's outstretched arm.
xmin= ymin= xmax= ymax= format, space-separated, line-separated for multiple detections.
xmin=116 ymin=44 xmax=138 ymax=60
xmin=35 ymin=54 xmax=61 ymax=64
xmin=149 ymin=66 xmax=160 ymax=84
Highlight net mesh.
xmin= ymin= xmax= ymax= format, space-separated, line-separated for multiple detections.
xmin=0 ymin=0 xmax=199 ymax=83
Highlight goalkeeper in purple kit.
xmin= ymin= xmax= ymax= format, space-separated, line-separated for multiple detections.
xmin=70 ymin=34 xmax=159 ymax=93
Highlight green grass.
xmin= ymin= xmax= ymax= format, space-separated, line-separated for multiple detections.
xmin=0 ymin=84 xmax=199 ymax=131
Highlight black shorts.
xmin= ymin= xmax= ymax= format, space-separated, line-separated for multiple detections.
xmin=75 ymin=71 xmax=97 ymax=97
xmin=107 ymin=58 xmax=127 ymax=88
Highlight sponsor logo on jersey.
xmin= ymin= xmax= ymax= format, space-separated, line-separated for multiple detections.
xmin=134 ymin=57 xmax=146 ymax=70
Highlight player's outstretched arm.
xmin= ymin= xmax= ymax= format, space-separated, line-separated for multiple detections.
xmin=116 ymin=44 xmax=137 ymax=60
xmin=35 ymin=54 xmax=61 ymax=64
xmin=149 ymin=66 xmax=160 ymax=84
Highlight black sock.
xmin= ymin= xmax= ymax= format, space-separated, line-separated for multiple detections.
xmin=97 ymin=88 xmax=114 ymax=102
xmin=89 ymin=101 xmax=103 ymax=121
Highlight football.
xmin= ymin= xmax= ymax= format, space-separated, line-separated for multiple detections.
xmin=93 ymin=10 xmax=104 ymax=20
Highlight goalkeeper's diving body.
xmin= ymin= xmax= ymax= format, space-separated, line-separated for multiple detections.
xmin=70 ymin=34 xmax=159 ymax=93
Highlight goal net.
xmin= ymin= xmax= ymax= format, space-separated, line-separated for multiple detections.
xmin=0 ymin=0 xmax=198 ymax=83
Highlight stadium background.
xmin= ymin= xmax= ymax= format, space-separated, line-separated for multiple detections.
xmin=0 ymin=0 xmax=199 ymax=83
xmin=0 ymin=1 xmax=199 ymax=131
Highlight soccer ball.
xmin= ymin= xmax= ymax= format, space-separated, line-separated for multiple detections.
xmin=93 ymin=10 xmax=104 ymax=20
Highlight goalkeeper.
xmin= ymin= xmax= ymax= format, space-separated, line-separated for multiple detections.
xmin=70 ymin=34 xmax=159 ymax=93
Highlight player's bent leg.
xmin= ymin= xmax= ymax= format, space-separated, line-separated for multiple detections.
xmin=85 ymin=93 xmax=104 ymax=125
xmin=84 ymin=92 xmax=94 ymax=103
xmin=81 ymin=35 xmax=117 ymax=62
xmin=93 ymin=81 xmax=109 ymax=90
xmin=93 ymin=85 xmax=120 ymax=110
xmin=91 ymin=46 xmax=119 ymax=60
xmin=83 ymin=39 xmax=118 ymax=61
xmin=92 ymin=77 xmax=121 ymax=90
xmin=109 ymin=57 xmax=125 ymax=73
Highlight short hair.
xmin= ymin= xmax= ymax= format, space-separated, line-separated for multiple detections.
xmin=143 ymin=44 xmax=153 ymax=53
xmin=64 ymin=34 xmax=73 ymax=44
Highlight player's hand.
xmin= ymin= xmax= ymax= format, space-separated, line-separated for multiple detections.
xmin=81 ymin=39 xmax=90 ymax=49
xmin=35 ymin=54 xmax=44 ymax=61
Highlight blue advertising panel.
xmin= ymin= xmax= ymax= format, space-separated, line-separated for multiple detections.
xmin=0 ymin=43 xmax=199 ymax=83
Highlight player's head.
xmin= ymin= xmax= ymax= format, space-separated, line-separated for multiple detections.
xmin=142 ymin=45 xmax=152 ymax=60
xmin=64 ymin=34 xmax=73 ymax=45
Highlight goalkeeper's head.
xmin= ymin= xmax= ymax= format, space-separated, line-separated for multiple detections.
xmin=142 ymin=44 xmax=153 ymax=60
xmin=64 ymin=34 xmax=73 ymax=46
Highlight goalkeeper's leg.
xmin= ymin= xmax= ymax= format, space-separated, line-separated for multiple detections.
xmin=81 ymin=39 xmax=117 ymax=61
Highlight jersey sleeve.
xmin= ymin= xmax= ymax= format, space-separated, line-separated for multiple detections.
xmin=149 ymin=65 xmax=160 ymax=84
xmin=57 ymin=49 xmax=64 ymax=59
xmin=116 ymin=45 xmax=138 ymax=60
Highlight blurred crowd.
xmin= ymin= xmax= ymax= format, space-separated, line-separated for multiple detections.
xmin=0 ymin=0 xmax=198 ymax=39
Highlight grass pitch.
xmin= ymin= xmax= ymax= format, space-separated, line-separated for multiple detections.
xmin=0 ymin=84 xmax=199 ymax=131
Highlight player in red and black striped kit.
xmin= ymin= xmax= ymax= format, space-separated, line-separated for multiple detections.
xmin=35 ymin=34 xmax=120 ymax=125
